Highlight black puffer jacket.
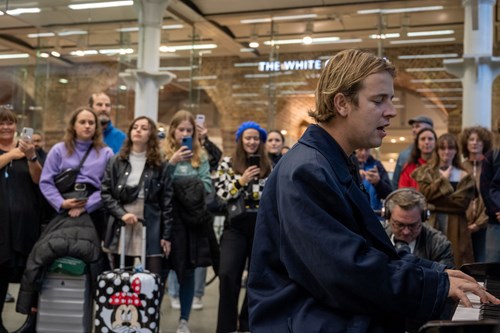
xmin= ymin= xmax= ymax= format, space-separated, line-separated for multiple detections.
xmin=101 ymin=155 xmax=174 ymax=255
xmin=16 ymin=213 xmax=102 ymax=314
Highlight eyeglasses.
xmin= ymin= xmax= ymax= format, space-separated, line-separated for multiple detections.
xmin=391 ymin=220 xmax=421 ymax=231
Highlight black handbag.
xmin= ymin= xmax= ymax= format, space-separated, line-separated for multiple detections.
xmin=226 ymin=195 xmax=246 ymax=221
xmin=54 ymin=145 xmax=92 ymax=194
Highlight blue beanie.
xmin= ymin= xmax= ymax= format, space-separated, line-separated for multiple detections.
xmin=235 ymin=121 xmax=267 ymax=142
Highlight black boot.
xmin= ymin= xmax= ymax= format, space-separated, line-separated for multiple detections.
xmin=11 ymin=313 xmax=36 ymax=333
xmin=0 ymin=322 xmax=7 ymax=333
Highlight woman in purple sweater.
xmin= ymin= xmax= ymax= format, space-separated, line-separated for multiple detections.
xmin=40 ymin=106 xmax=114 ymax=240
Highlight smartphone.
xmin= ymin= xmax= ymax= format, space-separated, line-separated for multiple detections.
xmin=182 ymin=136 xmax=193 ymax=150
xmin=195 ymin=114 xmax=205 ymax=125
xmin=247 ymin=154 xmax=260 ymax=167
xmin=21 ymin=127 xmax=34 ymax=142
xmin=74 ymin=197 xmax=88 ymax=202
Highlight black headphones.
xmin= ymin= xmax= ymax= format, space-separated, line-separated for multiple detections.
xmin=382 ymin=188 xmax=429 ymax=222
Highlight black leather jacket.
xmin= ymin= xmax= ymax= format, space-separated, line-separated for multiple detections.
xmin=101 ymin=155 xmax=174 ymax=255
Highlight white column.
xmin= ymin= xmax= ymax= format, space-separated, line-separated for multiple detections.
xmin=119 ymin=0 xmax=176 ymax=121
xmin=444 ymin=0 xmax=500 ymax=129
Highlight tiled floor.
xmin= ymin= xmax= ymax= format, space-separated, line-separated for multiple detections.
xmin=3 ymin=267 xmax=231 ymax=333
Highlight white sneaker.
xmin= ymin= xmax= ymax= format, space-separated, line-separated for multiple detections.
xmin=176 ymin=319 xmax=190 ymax=333
xmin=192 ymin=296 xmax=203 ymax=310
xmin=170 ymin=297 xmax=180 ymax=309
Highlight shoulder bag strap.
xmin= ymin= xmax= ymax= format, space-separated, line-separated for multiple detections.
xmin=75 ymin=144 xmax=93 ymax=172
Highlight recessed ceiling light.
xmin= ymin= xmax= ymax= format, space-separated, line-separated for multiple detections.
xmin=51 ymin=51 xmax=61 ymax=57
xmin=58 ymin=30 xmax=88 ymax=36
xmin=407 ymin=30 xmax=454 ymax=37
xmin=398 ymin=53 xmax=459 ymax=59
xmin=159 ymin=44 xmax=217 ymax=52
xmin=369 ymin=33 xmax=400 ymax=39
xmin=241 ymin=14 xmax=317 ymax=24
xmin=69 ymin=1 xmax=133 ymax=10
xmin=390 ymin=37 xmax=455 ymax=45
xmin=6 ymin=8 xmax=41 ymax=15
xmin=263 ymin=37 xmax=342 ymax=46
xmin=357 ymin=6 xmax=443 ymax=15
xmin=0 ymin=53 xmax=30 ymax=59
xmin=405 ymin=67 xmax=446 ymax=72
xmin=28 ymin=32 xmax=56 ymax=38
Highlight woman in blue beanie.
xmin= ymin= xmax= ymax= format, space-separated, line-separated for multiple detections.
xmin=215 ymin=121 xmax=271 ymax=333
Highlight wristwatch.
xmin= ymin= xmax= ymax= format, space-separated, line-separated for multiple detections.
xmin=29 ymin=155 xmax=38 ymax=162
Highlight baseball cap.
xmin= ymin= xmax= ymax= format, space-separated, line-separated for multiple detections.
xmin=408 ymin=115 xmax=433 ymax=127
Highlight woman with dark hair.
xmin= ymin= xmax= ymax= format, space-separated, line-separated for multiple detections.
xmin=40 ymin=106 xmax=114 ymax=239
xmin=398 ymin=127 xmax=437 ymax=189
xmin=266 ymin=129 xmax=285 ymax=166
xmin=460 ymin=126 xmax=493 ymax=262
xmin=413 ymin=133 xmax=475 ymax=267
xmin=215 ymin=121 xmax=271 ymax=333
xmin=162 ymin=110 xmax=215 ymax=333
xmin=0 ymin=108 xmax=42 ymax=333
xmin=101 ymin=116 xmax=173 ymax=277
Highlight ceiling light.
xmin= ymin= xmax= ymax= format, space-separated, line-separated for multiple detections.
xmin=70 ymin=50 xmax=98 ymax=56
xmin=357 ymin=6 xmax=443 ymax=15
xmin=424 ymin=104 xmax=457 ymax=108
xmin=249 ymin=41 xmax=260 ymax=48
xmin=159 ymin=44 xmax=217 ymax=52
xmin=119 ymin=85 xmax=127 ymax=90
xmin=422 ymin=96 xmax=462 ymax=101
xmin=192 ymin=75 xmax=217 ymax=80
xmin=160 ymin=66 xmax=193 ymax=71
xmin=69 ymin=1 xmax=133 ymax=10
xmin=58 ymin=30 xmax=88 ymax=36
xmin=390 ymin=139 xmax=397 ymax=143
xmin=116 ymin=24 xmax=184 ymax=33
xmin=398 ymin=53 xmax=459 ymax=59
xmin=249 ymin=24 xmax=260 ymax=48
xmin=302 ymin=36 xmax=313 ymax=45
xmin=390 ymin=37 xmax=455 ymax=44
xmin=232 ymin=93 xmax=260 ymax=97
xmin=50 ymin=51 xmax=61 ymax=57
xmin=416 ymin=88 xmax=462 ymax=92
xmin=39 ymin=53 xmax=49 ymax=58
xmin=59 ymin=78 xmax=68 ymax=84
xmin=99 ymin=48 xmax=134 ymax=55
xmin=28 ymin=32 xmax=55 ymax=38
xmin=405 ymin=67 xmax=446 ymax=72
xmin=407 ymin=30 xmax=454 ymax=37
xmin=0 ymin=53 xmax=30 ymax=59
xmin=234 ymin=62 xmax=260 ymax=67
xmin=6 ymin=8 xmax=41 ymax=15
xmin=264 ymin=37 xmax=340 ymax=46
xmin=411 ymin=78 xmax=461 ymax=83
xmin=0 ymin=12 xmax=3 ymax=15
xmin=399 ymin=137 xmax=406 ymax=141
xmin=303 ymin=21 xmax=313 ymax=45
xmin=241 ymin=14 xmax=317 ymax=24
xmin=369 ymin=33 xmax=400 ymax=39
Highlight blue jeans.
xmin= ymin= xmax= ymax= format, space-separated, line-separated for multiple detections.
xmin=167 ymin=269 xmax=195 ymax=321
xmin=167 ymin=267 xmax=207 ymax=298
xmin=486 ymin=223 xmax=500 ymax=262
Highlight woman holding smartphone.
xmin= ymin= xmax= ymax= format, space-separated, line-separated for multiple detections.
xmin=215 ymin=121 xmax=271 ymax=333
xmin=0 ymin=108 xmax=42 ymax=333
xmin=162 ymin=110 xmax=215 ymax=333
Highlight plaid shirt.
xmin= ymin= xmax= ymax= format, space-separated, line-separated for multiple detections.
xmin=215 ymin=156 xmax=267 ymax=207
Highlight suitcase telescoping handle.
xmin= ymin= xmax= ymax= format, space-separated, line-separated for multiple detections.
xmin=119 ymin=219 xmax=147 ymax=270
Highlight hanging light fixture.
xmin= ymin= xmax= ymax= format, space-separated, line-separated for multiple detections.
xmin=249 ymin=24 xmax=259 ymax=48
xmin=303 ymin=20 xmax=313 ymax=44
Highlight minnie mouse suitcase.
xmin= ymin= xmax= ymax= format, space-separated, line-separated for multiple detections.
xmin=94 ymin=224 xmax=162 ymax=333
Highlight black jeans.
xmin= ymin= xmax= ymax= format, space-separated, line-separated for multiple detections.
xmin=216 ymin=213 xmax=256 ymax=333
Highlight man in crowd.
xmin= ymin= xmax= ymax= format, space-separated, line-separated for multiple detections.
xmin=248 ymin=49 xmax=498 ymax=332
xmin=32 ymin=131 xmax=47 ymax=164
xmin=392 ymin=115 xmax=434 ymax=189
xmin=384 ymin=189 xmax=454 ymax=268
xmin=354 ymin=148 xmax=393 ymax=216
xmin=89 ymin=92 xmax=125 ymax=153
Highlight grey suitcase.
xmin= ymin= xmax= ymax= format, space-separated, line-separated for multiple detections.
xmin=36 ymin=272 xmax=93 ymax=333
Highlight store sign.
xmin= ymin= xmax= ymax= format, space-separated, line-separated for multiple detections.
xmin=258 ymin=59 xmax=323 ymax=72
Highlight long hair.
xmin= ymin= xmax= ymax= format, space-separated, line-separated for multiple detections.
xmin=162 ymin=110 xmax=203 ymax=168
xmin=409 ymin=127 xmax=437 ymax=165
xmin=309 ymin=49 xmax=396 ymax=123
xmin=63 ymin=106 xmax=105 ymax=156
xmin=430 ymin=133 xmax=464 ymax=170
xmin=119 ymin=116 xmax=162 ymax=167
xmin=232 ymin=132 xmax=272 ymax=178
xmin=459 ymin=126 xmax=493 ymax=159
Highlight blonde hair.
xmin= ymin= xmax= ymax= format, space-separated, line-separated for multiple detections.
xmin=309 ymin=49 xmax=396 ymax=123
xmin=162 ymin=110 xmax=203 ymax=168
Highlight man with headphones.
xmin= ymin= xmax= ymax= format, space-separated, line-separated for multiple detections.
xmin=384 ymin=188 xmax=455 ymax=268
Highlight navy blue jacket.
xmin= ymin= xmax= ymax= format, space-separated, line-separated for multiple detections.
xmin=248 ymin=125 xmax=449 ymax=333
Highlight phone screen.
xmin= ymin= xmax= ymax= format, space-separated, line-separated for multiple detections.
xmin=21 ymin=127 xmax=34 ymax=142
xmin=248 ymin=154 xmax=260 ymax=167
xmin=182 ymin=137 xmax=193 ymax=150
xmin=196 ymin=114 xmax=205 ymax=125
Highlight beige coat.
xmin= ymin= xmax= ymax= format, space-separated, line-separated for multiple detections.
xmin=412 ymin=165 xmax=476 ymax=267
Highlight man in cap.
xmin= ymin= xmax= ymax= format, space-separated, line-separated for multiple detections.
xmin=391 ymin=115 xmax=434 ymax=189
